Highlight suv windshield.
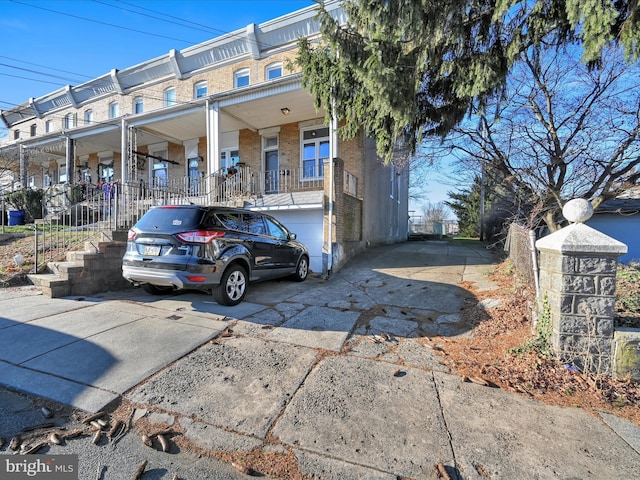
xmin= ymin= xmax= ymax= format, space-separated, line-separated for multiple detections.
xmin=135 ymin=207 xmax=204 ymax=231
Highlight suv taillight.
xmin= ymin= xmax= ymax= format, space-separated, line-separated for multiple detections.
xmin=127 ymin=229 xmax=136 ymax=241
xmin=176 ymin=230 xmax=225 ymax=244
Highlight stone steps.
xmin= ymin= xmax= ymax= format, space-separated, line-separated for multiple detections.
xmin=28 ymin=231 xmax=132 ymax=298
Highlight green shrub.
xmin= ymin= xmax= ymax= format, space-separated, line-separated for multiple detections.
xmin=5 ymin=189 xmax=45 ymax=222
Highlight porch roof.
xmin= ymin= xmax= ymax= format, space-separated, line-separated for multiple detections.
xmin=6 ymin=73 xmax=324 ymax=164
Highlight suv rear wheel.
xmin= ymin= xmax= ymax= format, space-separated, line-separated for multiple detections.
xmin=213 ymin=264 xmax=248 ymax=306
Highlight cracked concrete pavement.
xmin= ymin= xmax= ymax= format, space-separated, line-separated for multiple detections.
xmin=1 ymin=240 xmax=640 ymax=479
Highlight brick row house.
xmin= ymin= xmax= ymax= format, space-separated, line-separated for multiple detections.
xmin=0 ymin=1 xmax=408 ymax=276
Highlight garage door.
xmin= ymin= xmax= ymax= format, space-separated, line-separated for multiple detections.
xmin=269 ymin=209 xmax=323 ymax=274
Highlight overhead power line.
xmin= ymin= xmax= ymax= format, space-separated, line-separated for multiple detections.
xmin=9 ymin=0 xmax=201 ymax=44
xmin=93 ymin=0 xmax=222 ymax=35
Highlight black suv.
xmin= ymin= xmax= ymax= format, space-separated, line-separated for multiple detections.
xmin=122 ymin=206 xmax=309 ymax=305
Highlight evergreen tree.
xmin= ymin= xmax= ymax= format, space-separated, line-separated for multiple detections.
xmin=446 ymin=185 xmax=482 ymax=238
xmin=297 ymin=0 xmax=640 ymax=160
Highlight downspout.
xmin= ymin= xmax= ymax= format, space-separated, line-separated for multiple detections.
xmin=65 ymin=136 xmax=74 ymax=185
xmin=328 ymin=97 xmax=338 ymax=274
xmin=19 ymin=144 xmax=26 ymax=188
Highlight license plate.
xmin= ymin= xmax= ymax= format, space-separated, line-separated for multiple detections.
xmin=142 ymin=245 xmax=161 ymax=256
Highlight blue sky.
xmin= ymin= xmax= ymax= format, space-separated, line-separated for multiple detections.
xmin=0 ymin=0 xmax=315 ymax=112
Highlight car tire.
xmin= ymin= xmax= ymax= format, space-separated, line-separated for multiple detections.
xmin=213 ymin=264 xmax=248 ymax=306
xmin=291 ymin=255 xmax=309 ymax=282
xmin=142 ymin=283 xmax=175 ymax=295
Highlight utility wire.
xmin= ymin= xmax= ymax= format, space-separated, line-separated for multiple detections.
xmin=0 ymin=72 xmax=64 ymax=87
xmin=0 ymin=56 xmax=95 ymax=81
xmin=93 ymin=0 xmax=221 ymax=35
xmin=0 ymin=63 xmax=86 ymax=85
xmin=9 ymin=0 xmax=201 ymax=44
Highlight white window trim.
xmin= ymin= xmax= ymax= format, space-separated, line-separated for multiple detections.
xmin=109 ymin=101 xmax=119 ymax=119
xmin=163 ymin=87 xmax=176 ymax=107
xmin=234 ymin=68 xmax=250 ymax=88
xmin=262 ymin=135 xmax=279 ymax=151
xmin=300 ymin=125 xmax=329 ymax=181
xmin=194 ymin=81 xmax=208 ymax=99
xmin=133 ymin=97 xmax=144 ymax=114
xmin=265 ymin=62 xmax=283 ymax=80
xmin=64 ymin=113 xmax=76 ymax=129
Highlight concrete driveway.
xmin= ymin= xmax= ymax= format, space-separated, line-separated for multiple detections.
xmin=1 ymin=240 xmax=640 ymax=479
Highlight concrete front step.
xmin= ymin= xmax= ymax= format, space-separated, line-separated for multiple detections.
xmin=27 ymin=273 xmax=71 ymax=298
xmin=28 ymin=232 xmax=131 ymax=298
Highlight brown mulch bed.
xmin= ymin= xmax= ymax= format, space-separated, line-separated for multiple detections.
xmin=437 ymin=261 xmax=640 ymax=427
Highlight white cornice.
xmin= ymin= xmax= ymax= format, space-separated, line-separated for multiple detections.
xmin=2 ymin=2 xmax=340 ymax=128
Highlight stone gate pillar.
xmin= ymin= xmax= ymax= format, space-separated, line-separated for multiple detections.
xmin=535 ymin=199 xmax=627 ymax=374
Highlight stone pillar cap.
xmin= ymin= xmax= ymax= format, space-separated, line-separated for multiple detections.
xmin=536 ymin=223 xmax=628 ymax=255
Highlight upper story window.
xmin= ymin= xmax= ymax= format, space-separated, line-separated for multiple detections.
xmin=84 ymin=109 xmax=93 ymax=125
xmin=64 ymin=113 xmax=75 ymax=129
xmin=265 ymin=62 xmax=283 ymax=80
xmin=164 ymin=87 xmax=176 ymax=107
xmin=30 ymin=124 xmax=37 ymax=137
xmin=194 ymin=81 xmax=207 ymax=99
xmin=13 ymin=129 xmax=20 ymax=140
xmin=301 ymin=126 xmax=330 ymax=179
xmin=234 ymin=68 xmax=250 ymax=88
xmin=45 ymin=120 xmax=52 ymax=133
xmin=109 ymin=101 xmax=119 ymax=119
xmin=133 ymin=97 xmax=144 ymax=114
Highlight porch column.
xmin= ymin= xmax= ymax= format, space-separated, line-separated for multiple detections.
xmin=206 ymin=101 xmax=221 ymax=174
xmin=65 ymin=137 xmax=74 ymax=185
xmin=206 ymin=100 xmax=221 ymax=204
xmin=121 ymin=117 xmax=128 ymax=183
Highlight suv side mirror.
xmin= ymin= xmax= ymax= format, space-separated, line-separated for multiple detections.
xmin=288 ymin=233 xmax=297 ymax=241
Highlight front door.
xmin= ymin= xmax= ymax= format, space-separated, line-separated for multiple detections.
xmin=263 ymin=135 xmax=279 ymax=194
xmin=265 ymin=151 xmax=279 ymax=194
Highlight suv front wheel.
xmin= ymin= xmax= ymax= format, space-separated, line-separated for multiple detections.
xmin=213 ymin=264 xmax=248 ymax=306
xmin=291 ymin=255 xmax=309 ymax=282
